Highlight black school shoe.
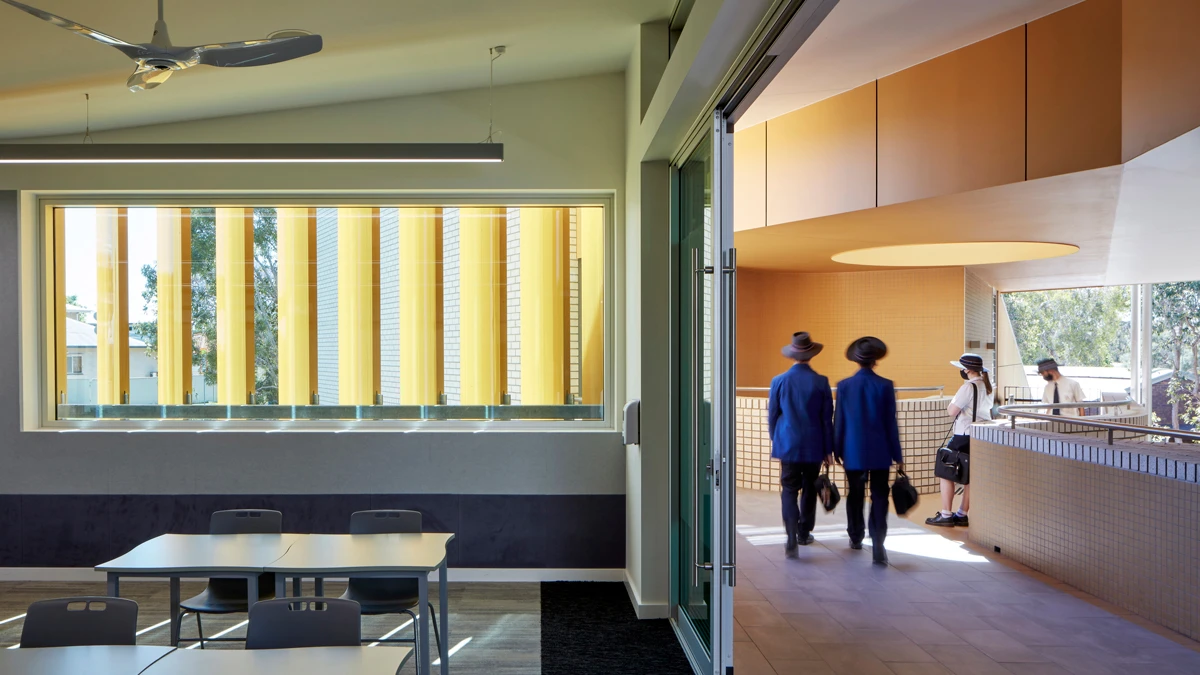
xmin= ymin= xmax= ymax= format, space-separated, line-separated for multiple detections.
xmin=849 ymin=541 xmax=863 ymax=550
xmin=797 ymin=534 xmax=815 ymax=546
xmin=925 ymin=513 xmax=957 ymax=527
xmin=953 ymin=513 xmax=969 ymax=527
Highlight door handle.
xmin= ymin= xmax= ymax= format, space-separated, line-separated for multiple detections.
xmin=722 ymin=248 xmax=737 ymax=587
xmin=691 ymin=247 xmax=713 ymax=587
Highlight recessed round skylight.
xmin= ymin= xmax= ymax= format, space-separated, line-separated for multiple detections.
xmin=831 ymin=242 xmax=1079 ymax=267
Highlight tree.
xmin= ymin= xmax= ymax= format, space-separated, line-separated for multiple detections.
xmin=1152 ymin=282 xmax=1200 ymax=429
xmin=1004 ymin=287 xmax=1131 ymax=368
xmin=135 ymin=208 xmax=279 ymax=404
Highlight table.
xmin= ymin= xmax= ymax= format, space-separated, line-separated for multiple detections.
xmin=266 ymin=533 xmax=455 ymax=675
xmin=96 ymin=533 xmax=299 ymax=646
xmin=0 ymin=645 xmax=175 ymax=674
xmin=143 ymin=646 xmax=412 ymax=675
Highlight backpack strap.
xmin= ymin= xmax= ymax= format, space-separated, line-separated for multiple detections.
xmin=971 ymin=381 xmax=979 ymax=422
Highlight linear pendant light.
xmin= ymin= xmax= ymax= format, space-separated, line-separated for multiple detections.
xmin=0 ymin=143 xmax=503 ymax=164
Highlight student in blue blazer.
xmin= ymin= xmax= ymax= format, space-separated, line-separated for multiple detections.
xmin=768 ymin=332 xmax=834 ymax=558
xmin=834 ymin=336 xmax=904 ymax=565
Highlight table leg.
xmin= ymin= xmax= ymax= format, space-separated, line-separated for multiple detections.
xmin=169 ymin=577 xmax=181 ymax=647
xmin=292 ymin=577 xmax=301 ymax=598
xmin=107 ymin=572 xmax=119 ymax=597
xmin=247 ymin=575 xmax=259 ymax=611
xmin=276 ymin=575 xmax=287 ymax=599
xmin=314 ymin=578 xmax=324 ymax=597
xmin=439 ymin=562 xmax=449 ymax=675
xmin=419 ymin=574 xmax=431 ymax=675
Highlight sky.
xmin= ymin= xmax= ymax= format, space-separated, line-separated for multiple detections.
xmin=64 ymin=207 xmax=158 ymax=324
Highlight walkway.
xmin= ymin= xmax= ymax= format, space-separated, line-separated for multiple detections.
xmin=733 ymin=488 xmax=1200 ymax=675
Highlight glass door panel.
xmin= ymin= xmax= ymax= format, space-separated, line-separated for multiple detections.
xmin=676 ymin=134 xmax=714 ymax=665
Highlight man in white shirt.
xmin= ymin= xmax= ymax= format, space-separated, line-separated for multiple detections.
xmin=1037 ymin=358 xmax=1086 ymax=417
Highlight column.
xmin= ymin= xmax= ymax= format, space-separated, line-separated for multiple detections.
xmin=398 ymin=207 xmax=443 ymax=405
xmin=215 ymin=207 xmax=255 ymax=404
xmin=519 ymin=207 xmax=568 ymax=405
xmin=156 ymin=208 xmax=192 ymax=404
xmin=338 ymin=207 xmax=381 ymax=405
xmin=458 ymin=207 xmax=507 ymax=405
xmin=277 ymin=207 xmax=318 ymax=405
xmin=95 ymin=207 xmax=129 ymax=405
xmin=580 ymin=207 xmax=605 ymax=404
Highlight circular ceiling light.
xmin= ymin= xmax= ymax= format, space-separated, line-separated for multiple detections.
xmin=831 ymin=242 xmax=1079 ymax=267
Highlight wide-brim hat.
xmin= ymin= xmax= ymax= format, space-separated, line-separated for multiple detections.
xmin=846 ymin=336 xmax=887 ymax=363
xmin=951 ymin=353 xmax=988 ymax=372
xmin=782 ymin=332 xmax=823 ymax=359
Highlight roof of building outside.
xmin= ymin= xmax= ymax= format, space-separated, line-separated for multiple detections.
xmin=66 ymin=317 xmax=147 ymax=348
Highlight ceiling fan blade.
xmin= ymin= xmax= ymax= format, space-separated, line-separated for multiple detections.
xmin=127 ymin=66 xmax=173 ymax=92
xmin=191 ymin=33 xmax=322 ymax=68
xmin=0 ymin=0 xmax=140 ymax=55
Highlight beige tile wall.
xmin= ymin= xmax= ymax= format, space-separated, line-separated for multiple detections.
xmin=971 ymin=426 xmax=1200 ymax=641
xmin=737 ymin=394 xmax=953 ymax=494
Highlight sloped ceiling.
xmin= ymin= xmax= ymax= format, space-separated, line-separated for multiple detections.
xmin=0 ymin=0 xmax=673 ymax=139
xmin=738 ymin=0 xmax=1083 ymax=128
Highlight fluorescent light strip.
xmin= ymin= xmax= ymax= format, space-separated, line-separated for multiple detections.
xmin=0 ymin=613 xmax=25 ymax=626
xmin=136 ymin=619 xmax=171 ymax=636
xmin=0 ymin=158 xmax=501 ymax=164
xmin=185 ymin=619 xmax=248 ymax=649
xmin=367 ymin=617 xmax=415 ymax=648
xmin=433 ymin=636 xmax=473 ymax=665
xmin=0 ymin=143 xmax=504 ymax=164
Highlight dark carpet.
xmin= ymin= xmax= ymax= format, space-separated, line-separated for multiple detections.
xmin=540 ymin=582 xmax=693 ymax=674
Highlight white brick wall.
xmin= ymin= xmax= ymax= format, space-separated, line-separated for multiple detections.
xmin=506 ymin=208 xmax=521 ymax=403
xmin=442 ymin=208 xmax=460 ymax=404
xmin=379 ymin=208 xmax=400 ymax=404
xmin=316 ymin=207 xmax=338 ymax=405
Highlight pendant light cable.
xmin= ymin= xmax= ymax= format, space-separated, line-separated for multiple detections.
xmin=483 ymin=45 xmax=505 ymax=143
xmin=83 ymin=93 xmax=93 ymax=144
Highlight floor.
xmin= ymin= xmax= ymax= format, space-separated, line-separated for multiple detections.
xmin=733 ymin=487 xmax=1200 ymax=675
xmin=0 ymin=580 xmax=540 ymax=674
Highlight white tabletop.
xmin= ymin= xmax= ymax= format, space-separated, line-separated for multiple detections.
xmin=265 ymin=533 xmax=455 ymax=574
xmin=0 ymin=645 xmax=175 ymax=674
xmin=97 ymin=533 xmax=300 ymax=574
xmin=142 ymin=646 xmax=412 ymax=674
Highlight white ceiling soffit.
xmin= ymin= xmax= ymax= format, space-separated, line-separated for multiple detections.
xmin=738 ymin=0 xmax=1084 ymax=129
xmin=0 ymin=0 xmax=673 ymax=140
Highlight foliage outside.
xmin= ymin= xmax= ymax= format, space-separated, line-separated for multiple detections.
xmin=1152 ymin=282 xmax=1200 ymax=429
xmin=134 ymin=208 xmax=280 ymax=404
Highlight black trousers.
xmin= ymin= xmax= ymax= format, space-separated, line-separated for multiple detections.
xmin=780 ymin=462 xmax=821 ymax=540
xmin=845 ymin=469 xmax=890 ymax=558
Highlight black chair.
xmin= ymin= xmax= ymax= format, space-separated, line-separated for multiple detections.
xmin=245 ymin=597 xmax=361 ymax=650
xmin=20 ymin=597 xmax=138 ymax=648
xmin=340 ymin=510 xmax=442 ymax=667
xmin=180 ymin=509 xmax=282 ymax=648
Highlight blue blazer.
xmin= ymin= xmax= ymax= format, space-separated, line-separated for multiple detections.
xmin=833 ymin=368 xmax=903 ymax=471
xmin=768 ymin=363 xmax=834 ymax=464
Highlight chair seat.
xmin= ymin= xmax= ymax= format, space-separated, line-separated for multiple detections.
xmin=340 ymin=578 xmax=420 ymax=615
xmin=181 ymin=576 xmax=276 ymax=613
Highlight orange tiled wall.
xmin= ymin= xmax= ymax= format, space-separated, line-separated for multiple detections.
xmin=738 ymin=267 xmax=968 ymax=395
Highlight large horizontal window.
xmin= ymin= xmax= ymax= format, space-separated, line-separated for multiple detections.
xmin=48 ymin=204 xmax=607 ymax=424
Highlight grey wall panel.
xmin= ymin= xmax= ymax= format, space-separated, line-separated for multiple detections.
xmin=0 ymin=194 xmax=624 ymax=497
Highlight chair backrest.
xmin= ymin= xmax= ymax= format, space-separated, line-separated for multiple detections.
xmin=20 ymin=597 xmax=138 ymax=648
xmin=245 ymin=598 xmax=361 ymax=649
xmin=211 ymin=509 xmax=283 ymax=535
xmin=349 ymin=509 xmax=422 ymax=535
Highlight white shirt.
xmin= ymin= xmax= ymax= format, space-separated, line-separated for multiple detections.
xmin=1042 ymin=376 xmax=1086 ymax=417
xmin=950 ymin=378 xmax=993 ymax=436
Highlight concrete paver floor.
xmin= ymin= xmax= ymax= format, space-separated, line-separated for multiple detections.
xmin=734 ymin=487 xmax=1200 ymax=675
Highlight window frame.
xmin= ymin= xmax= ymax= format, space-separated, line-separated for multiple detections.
xmin=38 ymin=193 xmax=618 ymax=432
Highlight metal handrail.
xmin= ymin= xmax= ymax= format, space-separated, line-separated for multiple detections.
xmin=997 ymin=399 xmax=1200 ymax=445
xmin=735 ymin=385 xmax=945 ymax=393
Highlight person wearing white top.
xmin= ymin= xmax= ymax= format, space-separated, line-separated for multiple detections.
xmin=926 ymin=353 xmax=993 ymax=528
xmin=1037 ymin=358 xmax=1086 ymax=417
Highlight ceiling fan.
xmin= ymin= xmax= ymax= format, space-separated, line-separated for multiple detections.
xmin=1 ymin=0 xmax=323 ymax=91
